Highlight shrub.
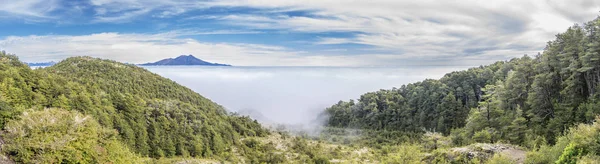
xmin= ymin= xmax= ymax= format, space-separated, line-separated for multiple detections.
xmin=382 ymin=144 xmax=423 ymax=164
xmin=2 ymin=108 xmax=140 ymax=163
xmin=556 ymin=143 xmax=584 ymax=164
xmin=485 ymin=154 xmax=514 ymax=164
xmin=472 ymin=129 xmax=492 ymax=143
xmin=526 ymin=117 xmax=600 ymax=164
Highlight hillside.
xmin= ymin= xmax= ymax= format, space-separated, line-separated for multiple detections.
xmin=1 ymin=52 xmax=378 ymax=163
xmin=0 ymin=53 xmax=267 ymax=162
xmin=140 ymin=55 xmax=231 ymax=66
xmin=324 ymin=16 xmax=600 ymax=163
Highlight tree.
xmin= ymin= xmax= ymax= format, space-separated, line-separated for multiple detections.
xmin=581 ymin=18 xmax=600 ymax=96
xmin=436 ymin=92 xmax=463 ymax=134
xmin=506 ymin=107 xmax=528 ymax=145
xmin=52 ymin=94 xmax=70 ymax=109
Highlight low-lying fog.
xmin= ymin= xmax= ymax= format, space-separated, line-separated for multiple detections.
xmin=145 ymin=66 xmax=469 ymax=127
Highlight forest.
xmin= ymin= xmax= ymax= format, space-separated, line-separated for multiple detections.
xmin=324 ymin=16 xmax=600 ymax=163
xmin=0 ymin=54 xmax=270 ymax=162
xmin=0 ymin=16 xmax=599 ymax=164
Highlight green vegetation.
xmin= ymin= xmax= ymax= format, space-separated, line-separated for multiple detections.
xmin=0 ymin=52 xmax=267 ymax=161
xmin=526 ymin=117 xmax=600 ymax=163
xmin=324 ymin=16 xmax=600 ymax=163
xmin=3 ymin=108 xmax=140 ymax=163
xmin=314 ymin=16 xmax=600 ymax=160
xmin=1 ymin=16 xmax=600 ymax=163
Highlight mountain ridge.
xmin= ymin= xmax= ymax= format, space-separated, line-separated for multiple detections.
xmin=140 ymin=55 xmax=231 ymax=66
xmin=24 ymin=61 xmax=56 ymax=66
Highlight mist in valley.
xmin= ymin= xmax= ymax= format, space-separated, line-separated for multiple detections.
xmin=145 ymin=66 xmax=470 ymax=130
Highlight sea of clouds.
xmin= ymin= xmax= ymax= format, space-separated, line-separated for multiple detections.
xmin=145 ymin=66 xmax=469 ymax=127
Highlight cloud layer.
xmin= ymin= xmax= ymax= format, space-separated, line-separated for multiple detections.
xmin=1 ymin=32 xmax=430 ymax=66
xmin=146 ymin=66 xmax=470 ymax=125
xmin=0 ymin=32 xmax=301 ymax=65
xmin=0 ymin=0 xmax=599 ymax=66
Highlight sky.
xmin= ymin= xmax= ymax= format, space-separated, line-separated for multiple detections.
xmin=0 ymin=0 xmax=599 ymax=66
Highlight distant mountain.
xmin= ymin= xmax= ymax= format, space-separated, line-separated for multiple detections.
xmin=140 ymin=55 xmax=231 ymax=66
xmin=25 ymin=61 xmax=56 ymax=66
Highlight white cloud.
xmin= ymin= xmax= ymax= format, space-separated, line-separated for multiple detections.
xmin=93 ymin=8 xmax=152 ymax=23
xmin=1 ymin=0 xmax=599 ymax=66
xmin=202 ymin=0 xmax=600 ymax=61
xmin=88 ymin=0 xmax=211 ymax=22
xmin=0 ymin=0 xmax=60 ymax=18
xmin=0 ymin=32 xmax=434 ymax=66
xmin=316 ymin=37 xmax=353 ymax=45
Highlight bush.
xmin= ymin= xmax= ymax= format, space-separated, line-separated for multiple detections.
xmin=450 ymin=128 xmax=470 ymax=146
xmin=244 ymin=138 xmax=261 ymax=149
xmin=556 ymin=143 xmax=584 ymax=164
xmin=526 ymin=117 xmax=600 ymax=164
xmin=2 ymin=108 xmax=140 ymax=163
xmin=485 ymin=154 xmax=514 ymax=164
xmin=313 ymin=156 xmax=331 ymax=164
xmin=473 ymin=129 xmax=492 ymax=143
xmin=382 ymin=144 xmax=423 ymax=164
xmin=578 ymin=154 xmax=600 ymax=164
xmin=264 ymin=152 xmax=286 ymax=164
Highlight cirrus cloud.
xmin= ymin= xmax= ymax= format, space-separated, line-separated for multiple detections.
xmin=0 ymin=0 xmax=599 ymax=66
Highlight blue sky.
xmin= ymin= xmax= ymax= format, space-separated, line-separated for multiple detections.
xmin=0 ymin=0 xmax=599 ymax=66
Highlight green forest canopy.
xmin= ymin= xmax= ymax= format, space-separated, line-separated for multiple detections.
xmin=0 ymin=54 xmax=268 ymax=160
xmin=324 ymin=16 xmax=600 ymax=147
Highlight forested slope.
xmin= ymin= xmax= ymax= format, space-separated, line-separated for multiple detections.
xmin=0 ymin=54 xmax=268 ymax=162
xmin=325 ymin=16 xmax=600 ymax=152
